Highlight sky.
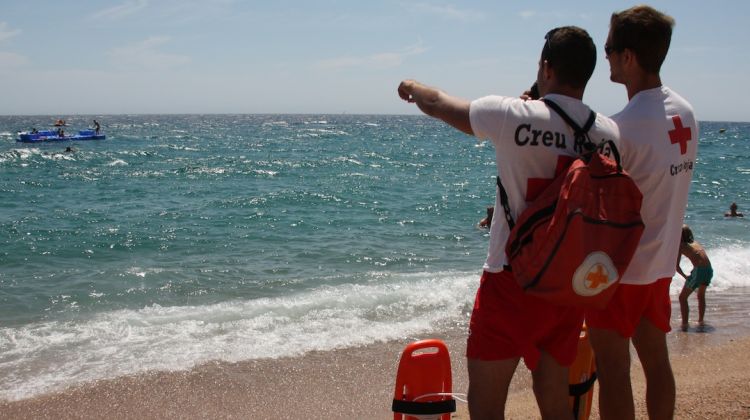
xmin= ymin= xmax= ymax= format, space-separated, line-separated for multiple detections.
xmin=1 ymin=1 xmax=748 ymax=121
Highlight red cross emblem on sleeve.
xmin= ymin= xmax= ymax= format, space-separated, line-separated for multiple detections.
xmin=668 ymin=115 xmax=692 ymax=155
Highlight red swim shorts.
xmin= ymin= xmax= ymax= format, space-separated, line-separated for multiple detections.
xmin=466 ymin=270 xmax=585 ymax=370
xmin=585 ymin=277 xmax=672 ymax=338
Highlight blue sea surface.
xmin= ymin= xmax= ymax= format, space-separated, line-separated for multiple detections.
xmin=0 ymin=115 xmax=748 ymax=400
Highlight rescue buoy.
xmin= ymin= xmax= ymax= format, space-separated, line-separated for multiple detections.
xmin=568 ymin=323 xmax=597 ymax=420
xmin=392 ymin=339 xmax=456 ymax=420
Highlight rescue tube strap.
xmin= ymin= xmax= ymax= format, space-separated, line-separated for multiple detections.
xmin=569 ymin=372 xmax=598 ymax=397
xmin=392 ymin=399 xmax=457 ymax=415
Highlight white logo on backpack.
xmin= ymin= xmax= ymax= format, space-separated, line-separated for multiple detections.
xmin=572 ymin=252 xmax=619 ymax=296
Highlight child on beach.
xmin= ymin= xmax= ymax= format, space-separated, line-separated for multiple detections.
xmin=677 ymin=224 xmax=713 ymax=331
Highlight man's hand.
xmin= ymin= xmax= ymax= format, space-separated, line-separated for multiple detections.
xmin=396 ymin=79 xmax=473 ymax=135
xmin=398 ymin=79 xmax=418 ymax=103
xmin=398 ymin=79 xmax=437 ymax=105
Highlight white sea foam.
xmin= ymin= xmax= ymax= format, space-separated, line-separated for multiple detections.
xmin=0 ymin=271 xmax=477 ymax=401
xmin=107 ymin=159 xmax=128 ymax=166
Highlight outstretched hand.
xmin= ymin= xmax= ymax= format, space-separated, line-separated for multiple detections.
xmin=398 ymin=80 xmax=418 ymax=103
xmin=395 ymin=79 xmax=473 ymax=135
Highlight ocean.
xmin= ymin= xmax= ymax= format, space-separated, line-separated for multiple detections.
xmin=1 ymin=115 xmax=748 ymax=401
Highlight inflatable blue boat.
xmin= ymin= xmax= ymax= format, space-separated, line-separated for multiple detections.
xmin=17 ymin=129 xmax=106 ymax=143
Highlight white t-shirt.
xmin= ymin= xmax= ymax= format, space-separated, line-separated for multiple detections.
xmin=614 ymin=86 xmax=699 ymax=285
xmin=470 ymin=94 xmax=620 ymax=272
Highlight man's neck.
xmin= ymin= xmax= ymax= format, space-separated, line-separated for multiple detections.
xmin=625 ymin=72 xmax=662 ymax=100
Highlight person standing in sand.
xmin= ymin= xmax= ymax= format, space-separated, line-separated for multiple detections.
xmin=677 ymin=224 xmax=713 ymax=331
xmin=584 ymin=5 xmax=699 ymax=420
xmin=398 ymin=26 xmax=619 ymax=419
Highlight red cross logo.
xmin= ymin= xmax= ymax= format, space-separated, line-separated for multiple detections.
xmin=585 ymin=264 xmax=610 ymax=289
xmin=668 ymin=115 xmax=692 ymax=155
xmin=525 ymin=155 xmax=574 ymax=201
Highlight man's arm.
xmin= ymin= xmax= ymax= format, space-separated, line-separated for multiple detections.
xmin=398 ymin=80 xmax=473 ymax=136
xmin=676 ymin=247 xmax=687 ymax=279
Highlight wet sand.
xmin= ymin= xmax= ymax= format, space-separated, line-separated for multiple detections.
xmin=2 ymin=298 xmax=750 ymax=419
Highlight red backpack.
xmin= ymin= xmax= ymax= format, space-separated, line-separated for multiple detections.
xmin=497 ymin=99 xmax=644 ymax=309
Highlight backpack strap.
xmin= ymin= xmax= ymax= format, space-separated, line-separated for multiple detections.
xmin=544 ymin=98 xmax=625 ymax=172
xmin=543 ymin=98 xmax=596 ymax=153
xmin=597 ymin=139 xmax=624 ymax=173
xmin=496 ymin=175 xmax=515 ymax=230
xmin=497 ymin=99 xmax=597 ymax=233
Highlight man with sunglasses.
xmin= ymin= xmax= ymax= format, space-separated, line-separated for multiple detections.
xmin=398 ymin=26 xmax=618 ymax=418
xmin=585 ymin=5 xmax=698 ymax=420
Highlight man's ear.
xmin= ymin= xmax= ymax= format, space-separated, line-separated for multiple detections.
xmin=621 ymin=48 xmax=638 ymax=70
xmin=542 ymin=60 xmax=554 ymax=81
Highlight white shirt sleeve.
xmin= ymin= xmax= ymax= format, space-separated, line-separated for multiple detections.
xmin=469 ymin=96 xmax=513 ymax=141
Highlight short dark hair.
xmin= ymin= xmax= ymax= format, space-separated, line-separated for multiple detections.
xmin=610 ymin=5 xmax=675 ymax=74
xmin=541 ymin=26 xmax=596 ymax=89
xmin=681 ymin=225 xmax=694 ymax=244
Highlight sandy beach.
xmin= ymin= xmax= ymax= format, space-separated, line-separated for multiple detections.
xmin=2 ymin=318 xmax=749 ymax=419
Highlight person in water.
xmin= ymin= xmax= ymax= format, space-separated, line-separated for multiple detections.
xmin=478 ymin=206 xmax=494 ymax=229
xmin=676 ymin=224 xmax=713 ymax=331
xmin=725 ymin=202 xmax=744 ymax=217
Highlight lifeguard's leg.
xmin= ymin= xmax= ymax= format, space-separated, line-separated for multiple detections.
xmin=467 ymin=357 xmax=519 ymax=420
xmin=589 ymin=327 xmax=634 ymax=420
xmin=632 ymin=318 xmax=675 ymax=420
xmin=531 ymin=351 xmax=573 ymax=420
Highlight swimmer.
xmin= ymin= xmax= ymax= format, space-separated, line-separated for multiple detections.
xmin=725 ymin=202 xmax=744 ymax=217
xmin=478 ymin=206 xmax=494 ymax=229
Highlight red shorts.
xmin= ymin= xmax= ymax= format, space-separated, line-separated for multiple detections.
xmin=585 ymin=277 xmax=672 ymax=338
xmin=466 ymin=270 xmax=584 ymax=370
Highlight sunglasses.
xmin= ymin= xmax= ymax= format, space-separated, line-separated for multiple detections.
xmin=604 ymin=43 xmax=622 ymax=56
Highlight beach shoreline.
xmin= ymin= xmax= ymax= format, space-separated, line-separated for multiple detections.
xmin=3 ymin=310 xmax=750 ymax=419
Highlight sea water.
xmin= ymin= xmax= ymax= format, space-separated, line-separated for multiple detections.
xmin=0 ymin=115 xmax=748 ymax=401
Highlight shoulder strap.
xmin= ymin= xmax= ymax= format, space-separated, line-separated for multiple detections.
xmin=496 ymin=99 xmax=597 ymax=232
xmin=544 ymin=98 xmax=626 ymax=172
xmin=597 ymin=139 xmax=624 ymax=172
xmin=497 ymin=175 xmax=514 ymax=230
xmin=542 ymin=98 xmax=596 ymax=152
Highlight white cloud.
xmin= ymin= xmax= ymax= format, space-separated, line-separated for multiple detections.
xmin=519 ymin=10 xmax=537 ymax=19
xmin=315 ymin=43 xmax=428 ymax=71
xmin=107 ymin=36 xmax=190 ymax=70
xmin=408 ymin=2 xmax=484 ymax=22
xmin=90 ymin=0 xmax=148 ymax=20
xmin=0 ymin=22 xmax=21 ymax=43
